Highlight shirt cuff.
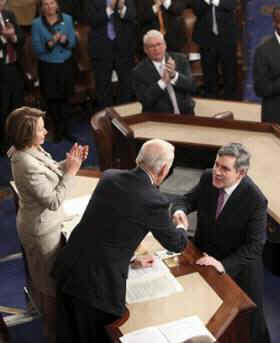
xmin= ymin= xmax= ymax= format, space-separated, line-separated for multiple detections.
xmin=174 ymin=209 xmax=185 ymax=216
xmin=119 ymin=5 xmax=127 ymax=18
xmin=158 ymin=79 xmax=167 ymax=90
xmin=170 ymin=72 xmax=179 ymax=85
xmin=212 ymin=0 xmax=220 ymax=6
xmin=106 ymin=6 xmax=114 ymax=17
xmin=163 ymin=0 xmax=171 ymax=9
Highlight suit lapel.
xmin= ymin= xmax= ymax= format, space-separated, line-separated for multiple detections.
xmin=217 ymin=179 xmax=246 ymax=221
xmin=145 ymin=58 xmax=161 ymax=82
xmin=25 ymin=147 xmax=63 ymax=178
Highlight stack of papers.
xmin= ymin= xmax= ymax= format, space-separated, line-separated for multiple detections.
xmin=126 ymin=257 xmax=183 ymax=304
xmin=120 ymin=316 xmax=216 ymax=343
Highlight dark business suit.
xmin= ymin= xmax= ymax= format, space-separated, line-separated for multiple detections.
xmin=53 ymin=168 xmax=188 ymax=342
xmin=132 ymin=52 xmax=196 ymax=114
xmin=0 ymin=10 xmax=24 ymax=152
xmin=253 ymin=35 xmax=280 ymax=124
xmin=135 ymin=0 xmax=187 ymax=54
xmin=172 ymin=169 xmax=270 ymax=343
xmin=87 ymin=0 xmax=136 ymax=109
xmin=191 ymin=0 xmax=237 ymax=99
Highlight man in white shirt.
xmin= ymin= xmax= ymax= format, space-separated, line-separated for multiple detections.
xmin=253 ymin=6 xmax=280 ymax=124
xmin=132 ymin=29 xmax=196 ymax=114
xmin=172 ymin=142 xmax=270 ymax=343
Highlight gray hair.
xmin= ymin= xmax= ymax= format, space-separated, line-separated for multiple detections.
xmin=143 ymin=29 xmax=164 ymax=46
xmin=136 ymin=139 xmax=174 ymax=174
xmin=217 ymin=143 xmax=250 ymax=172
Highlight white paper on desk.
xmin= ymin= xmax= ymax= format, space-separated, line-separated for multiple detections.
xmin=126 ymin=257 xmax=183 ymax=304
xmin=63 ymin=195 xmax=91 ymax=217
xmin=120 ymin=316 xmax=216 ymax=343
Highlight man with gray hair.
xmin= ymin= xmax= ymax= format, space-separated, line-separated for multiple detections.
xmin=172 ymin=142 xmax=270 ymax=343
xmin=53 ymin=138 xmax=188 ymax=342
xmin=132 ymin=29 xmax=196 ymax=114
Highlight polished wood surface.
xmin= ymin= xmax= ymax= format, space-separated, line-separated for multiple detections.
xmin=107 ymin=241 xmax=255 ymax=343
xmin=123 ymin=113 xmax=280 ymax=223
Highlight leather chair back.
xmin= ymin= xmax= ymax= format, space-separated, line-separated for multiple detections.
xmin=91 ymin=108 xmax=136 ymax=171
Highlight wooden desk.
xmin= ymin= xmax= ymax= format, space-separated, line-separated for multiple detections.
xmin=107 ymin=241 xmax=255 ymax=343
xmin=123 ymin=113 xmax=280 ymax=224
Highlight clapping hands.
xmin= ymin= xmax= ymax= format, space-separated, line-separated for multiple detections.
xmin=65 ymin=143 xmax=89 ymax=176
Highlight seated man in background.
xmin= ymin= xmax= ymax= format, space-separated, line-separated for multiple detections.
xmin=253 ymin=6 xmax=280 ymax=124
xmin=172 ymin=143 xmax=270 ymax=343
xmin=53 ymin=138 xmax=188 ymax=342
xmin=132 ymin=30 xmax=196 ymax=114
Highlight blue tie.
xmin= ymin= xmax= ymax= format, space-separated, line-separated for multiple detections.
xmin=107 ymin=0 xmax=116 ymax=40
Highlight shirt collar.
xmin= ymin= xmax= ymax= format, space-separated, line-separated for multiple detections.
xmin=224 ymin=179 xmax=241 ymax=197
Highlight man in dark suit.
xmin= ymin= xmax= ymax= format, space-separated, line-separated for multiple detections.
xmin=132 ymin=29 xmax=196 ymax=114
xmin=253 ymin=6 xmax=280 ymax=124
xmin=87 ymin=0 xmax=136 ymax=110
xmin=135 ymin=0 xmax=187 ymax=55
xmin=53 ymin=139 xmax=188 ymax=342
xmin=190 ymin=0 xmax=237 ymax=99
xmin=0 ymin=0 xmax=24 ymax=154
xmin=172 ymin=143 xmax=270 ymax=343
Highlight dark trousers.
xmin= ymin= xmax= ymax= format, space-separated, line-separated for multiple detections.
xmin=234 ymin=259 xmax=270 ymax=343
xmin=92 ymin=53 xmax=135 ymax=110
xmin=200 ymin=37 xmax=237 ymax=100
xmin=56 ymin=289 xmax=119 ymax=343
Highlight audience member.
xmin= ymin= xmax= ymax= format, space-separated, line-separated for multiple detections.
xmin=253 ymin=6 xmax=280 ymax=124
xmin=190 ymin=0 xmax=237 ymax=99
xmin=0 ymin=0 xmax=25 ymax=155
xmin=6 ymin=106 xmax=88 ymax=343
xmin=87 ymin=0 xmax=136 ymax=110
xmin=172 ymin=143 xmax=270 ymax=343
xmin=53 ymin=138 xmax=188 ymax=342
xmin=32 ymin=0 xmax=76 ymax=141
xmin=135 ymin=0 xmax=187 ymax=55
xmin=132 ymin=30 xmax=195 ymax=114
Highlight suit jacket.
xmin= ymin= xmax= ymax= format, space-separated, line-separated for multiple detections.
xmin=132 ymin=52 xmax=196 ymax=114
xmin=191 ymin=0 xmax=237 ymax=48
xmin=9 ymin=146 xmax=73 ymax=295
xmin=31 ymin=13 xmax=76 ymax=63
xmin=135 ymin=0 xmax=187 ymax=52
xmin=53 ymin=168 xmax=188 ymax=316
xmin=172 ymin=169 xmax=267 ymax=277
xmin=0 ymin=10 xmax=25 ymax=66
xmin=87 ymin=0 xmax=136 ymax=60
xmin=253 ymin=35 xmax=280 ymax=124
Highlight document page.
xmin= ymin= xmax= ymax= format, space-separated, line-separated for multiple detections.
xmin=126 ymin=257 xmax=183 ymax=304
xmin=120 ymin=315 xmax=216 ymax=343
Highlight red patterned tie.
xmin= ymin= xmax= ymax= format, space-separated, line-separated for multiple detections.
xmin=216 ymin=189 xmax=225 ymax=219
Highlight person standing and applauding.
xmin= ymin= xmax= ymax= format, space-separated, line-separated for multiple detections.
xmin=32 ymin=0 xmax=76 ymax=141
xmin=6 ymin=106 xmax=88 ymax=343
xmin=0 ymin=0 xmax=24 ymax=155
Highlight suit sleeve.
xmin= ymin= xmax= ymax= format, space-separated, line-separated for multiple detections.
xmin=9 ymin=11 xmax=25 ymax=48
xmin=222 ymin=195 xmax=267 ymax=276
xmin=21 ymin=161 xmax=74 ymax=211
xmin=132 ymin=66 xmax=166 ymax=109
xmin=171 ymin=173 xmax=204 ymax=215
xmin=253 ymin=45 xmax=280 ymax=97
xmin=146 ymin=195 xmax=188 ymax=252
xmin=173 ymin=54 xmax=196 ymax=93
